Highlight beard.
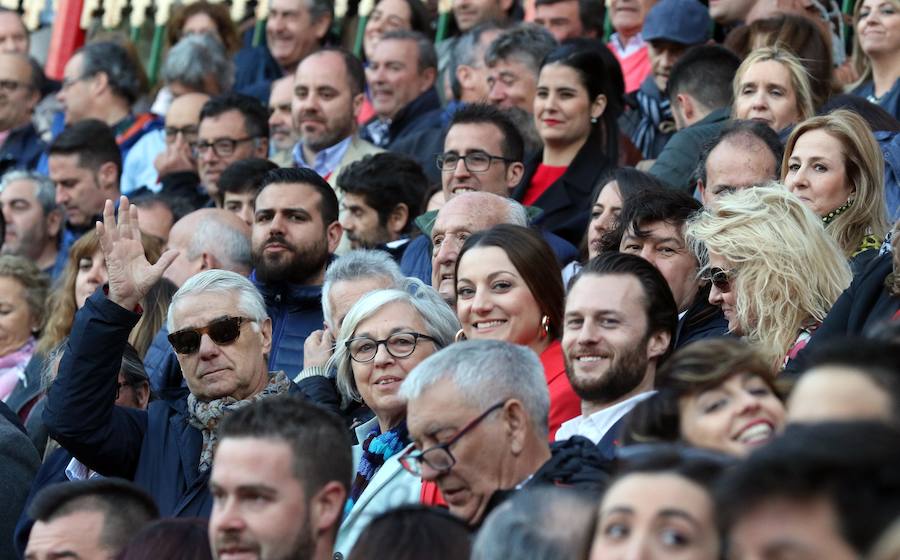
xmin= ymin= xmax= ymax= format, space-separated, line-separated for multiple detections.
xmin=299 ymin=108 xmax=354 ymax=153
xmin=252 ymin=232 xmax=330 ymax=285
xmin=564 ymin=336 xmax=650 ymax=405
xmin=213 ymin=510 xmax=315 ymax=560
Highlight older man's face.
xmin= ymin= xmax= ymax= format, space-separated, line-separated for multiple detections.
xmin=170 ymin=290 xmax=272 ymax=401
xmin=430 ymin=195 xmax=509 ymax=304
xmin=406 ymin=378 xmax=512 ymax=525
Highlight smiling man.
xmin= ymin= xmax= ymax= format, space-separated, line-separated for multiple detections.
xmin=558 ymin=252 xmax=676 ymax=452
xmin=43 ymin=197 xmax=299 ymax=518
xmin=250 ymin=168 xmax=342 ymax=374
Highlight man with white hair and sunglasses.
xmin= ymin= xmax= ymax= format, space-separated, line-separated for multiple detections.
xmin=44 ymin=196 xmax=301 ymax=518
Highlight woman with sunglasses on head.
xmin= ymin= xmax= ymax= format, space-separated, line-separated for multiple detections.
xmin=454 ymin=224 xmax=580 ymax=439
xmin=782 ymin=109 xmax=891 ymax=273
xmin=589 ymin=445 xmax=730 ymax=560
xmin=685 ymin=186 xmax=851 ymax=370
xmin=850 ymin=0 xmax=900 ymax=119
xmin=515 ymin=42 xmax=624 ymax=246
xmin=732 ymin=47 xmax=816 ymax=136
xmin=623 ymin=338 xmax=786 ymax=458
xmin=330 ymin=280 xmax=459 ymax=558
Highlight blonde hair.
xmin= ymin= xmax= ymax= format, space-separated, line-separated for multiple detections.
xmin=684 ymin=186 xmax=852 ymax=368
xmin=851 ymin=0 xmax=900 ymax=84
xmin=782 ymin=109 xmax=890 ymax=258
xmin=38 ymin=230 xmax=163 ymax=356
xmin=733 ymin=47 xmax=816 ymax=127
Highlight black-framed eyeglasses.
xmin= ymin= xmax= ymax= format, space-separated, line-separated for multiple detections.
xmin=189 ymin=137 xmax=257 ymax=158
xmin=167 ymin=316 xmax=252 ymax=354
xmin=701 ymin=266 xmax=737 ymax=293
xmin=436 ymin=151 xmax=512 ymax=173
xmin=0 ymin=79 xmax=30 ymax=93
xmin=164 ymin=125 xmax=199 ymax=142
xmin=346 ymin=332 xmax=436 ymax=363
xmin=399 ymin=400 xmax=506 ymax=477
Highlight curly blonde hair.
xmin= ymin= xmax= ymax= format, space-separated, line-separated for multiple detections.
xmin=782 ymin=109 xmax=890 ymax=258
xmin=38 ymin=230 xmax=163 ymax=356
xmin=733 ymin=47 xmax=817 ymax=126
xmin=684 ymin=186 xmax=852 ymax=368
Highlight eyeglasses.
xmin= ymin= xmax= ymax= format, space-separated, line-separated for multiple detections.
xmin=164 ymin=125 xmax=199 ymax=142
xmin=702 ymin=267 xmax=737 ymax=293
xmin=0 ymin=80 xmax=30 ymax=93
xmin=399 ymin=400 xmax=507 ymax=477
xmin=346 ymin=332 xmax=436 ymax=363
xmin=167 ymin=316 xmax=252 ymax=354
xmin=436 ymin=151 xmax=512 ymax=173
xmin=189 ymin=137 xmax=257 ymax=158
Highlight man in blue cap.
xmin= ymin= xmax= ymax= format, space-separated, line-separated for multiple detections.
xmin=621 ymin=0 xmax=710 ymax=161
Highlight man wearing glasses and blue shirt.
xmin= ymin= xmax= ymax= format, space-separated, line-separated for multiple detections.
xmin=43 ymin=196 xmax=302 ymax=518
xmin=399 ymin=339 xmax=611 ymax=527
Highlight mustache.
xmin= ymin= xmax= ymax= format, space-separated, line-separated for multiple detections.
xmin=264 ymin=234 xmax=298 ymax=251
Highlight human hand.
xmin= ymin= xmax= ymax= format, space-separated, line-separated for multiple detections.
xmin=154 ymin=136 xmax=197 ymax=176
xmin=303 ymin=327 xmax=335 ymax=368
xmin=96 ymin=196 xmax=179 ymax=310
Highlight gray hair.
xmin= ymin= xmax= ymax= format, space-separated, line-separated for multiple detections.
xmin=504 ymin=198 xmax=528 ymax=226
xmin=321 ymin=250 xmax=406 ymax=329
xmin=0 ymin=170 xmax=59 ymax=216
xmin=454 ymin=22 xmax=502 ymax=68
xmin=472 ymin=487 xmax=598 ymax=560
xmin=484 ymin=23 xmax=557 ymax=75
xmin=166 ymin=270 xmax=267 ymax=332
xmin=161 ymin=33 xmax=234 ymax=94
xmin=184 ymin=215 xmax=251 ymax=274
xmin=305 ymin=0 xmax=334 ymax=24
xmin=380 ymin=30 xmax=438 ymax=73
xmin=332 ymin=280 xmax=460 ymax=403
xmin=400 ymin=339 xmax=551 ymax=438
xmin=79 ymin=41 xmax=142 ymax=105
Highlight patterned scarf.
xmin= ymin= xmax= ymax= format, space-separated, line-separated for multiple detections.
xmin=187 ymin=371 xmax=292 ymax=473
xmin=633 ymin=89 xmax=675 ymax=159
xmin=344 ymin=421 xmax=410 ymax=516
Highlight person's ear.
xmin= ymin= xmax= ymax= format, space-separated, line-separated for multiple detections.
xmin=45 ymin=208 xmax=63 ymax=238
xmin=697 ymin=178 xmax=708 ymax=205
xmin=310 ymin=481 xmax=347 ymax=539
xmin=351 ymin=92 xmax=365 ymax=121
xmin=135 ymin=381 xmax=151 ymax=409
xmin=456 ymin=64 xmax=473 ymax=90
xmin=313 ymin=14 xmax=333 ymax=40
xmin=646 ymin=330 xmax=671 ymax=363
xmin=504 ymin=399 xmax=530 ymax=455
xmin=420 ymin=67 xmax=437 ymax=92
xmin=97 ymin=161 xmax=118 ymax=192
xmin=590 ymin=94 xmax=607 ymax=120
xmin=254 ymin=137 xmax=269 ymax=159
xmin=326 ymin=221 xmax=342 ymax=253
xmin=200 ymin=252 xmax=218 ymax=271
xmin=89 ymin=71 xmax=108 ymax=96
xmin=259 ymin=317 xmax=273 ymax=355
xmin=387 ymin=203 xmax=409 ymax=237
xmin=676 ymin=93 xmax=695 ymax=122
xmin=505 ymin=161 xmax=525 ymax=190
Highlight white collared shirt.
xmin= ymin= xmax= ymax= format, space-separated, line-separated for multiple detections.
xmin=555 ymin=391 xmax=656 ymax=444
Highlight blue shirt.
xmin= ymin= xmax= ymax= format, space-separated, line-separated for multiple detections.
xmin=292 ymin=136 xmax=353 ymax=178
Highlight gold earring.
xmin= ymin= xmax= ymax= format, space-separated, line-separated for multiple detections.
xmin=455 ymin=328 xmax=467 ymax=343
xmin=540 ymin=315 xmax=550 ymax=338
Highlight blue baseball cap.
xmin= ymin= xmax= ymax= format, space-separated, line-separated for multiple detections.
xmin=643 ymin=0 xmax=711 ymax=46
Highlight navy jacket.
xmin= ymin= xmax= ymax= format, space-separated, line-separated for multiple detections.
xmin=0 ymin=122 xmax=45 ymax=173
xmin=251 ymin=271 xmax=325 ymax=376
xmin=232 ymin=45 xmax=284 ymax=103
xmin=43 ymin=291 xmax=304 ymax=518
xmin=675 ymin=286 xmax=730 ymax=349
xmin=361 ymin=88 xmax=443 ymax=150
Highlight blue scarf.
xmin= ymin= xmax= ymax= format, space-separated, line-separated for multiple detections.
xmin=344 ymin=421 xmax=410 ymax=516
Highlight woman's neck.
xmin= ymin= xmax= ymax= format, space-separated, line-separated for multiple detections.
xmin=527 ymin=335 xmax=552 ymax=358
xmin=376 ymin=410 xmax=405 ymax=435
xmin=870 ymin=52 xmax=900 ymax=96
xmin=542 ymin=135 xmax=589 ymax=167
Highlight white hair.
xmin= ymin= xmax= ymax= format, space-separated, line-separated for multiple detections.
xmin=400 ymin=339 xmax=551 ymax=438
xmin=331 ymin=280 xmax=460 ymax=403
xmin=186 ymin=215 xmax=251 ymax=272
xmin=504 ymin=198 xmax=528 ymax=226
xmin=321 ymin=250 xmax=406 ymax=329
xmin=166 ymin=269 xmax=267 ymax=332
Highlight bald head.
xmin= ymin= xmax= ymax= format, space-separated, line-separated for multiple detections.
xmin=431 ymin=191 xmax=528 ymax=303
xmin=164 ymin=208 xmax=251 ymax=286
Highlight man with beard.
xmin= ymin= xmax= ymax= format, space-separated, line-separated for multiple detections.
xmin=557 ymin=252 xmax=677 ymax=454
xmin=268 ymin=76 xmax=297 ymax=167
xmin=292 ymin=48 xmax=381 ymax=188
xmin=210 ymin=395 xmax=350 ymax=560
xmin=0 ymin=171 xmax=62 ymax=276
xmin=251 ymin=167 xmax=342 ymax=374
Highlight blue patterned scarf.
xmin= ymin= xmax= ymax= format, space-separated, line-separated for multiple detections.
xmin=344 ymin=421 xmax=410 ymax=516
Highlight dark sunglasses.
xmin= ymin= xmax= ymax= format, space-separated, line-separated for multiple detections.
xmin=167 ymin=316 xmax=251 ymax=354
xmin=702 ymin=267 xmax=737 ymax=293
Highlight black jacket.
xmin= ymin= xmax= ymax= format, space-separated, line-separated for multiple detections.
xmin=362 ymin=89 xmax=443 ymax=150
xmin=0 ymin=122 xmax=45 ymax=173
xmin=675 ymin=285 xmax=730 ymax=349
xmin=514 ymin=133 xmax=614 ymax=246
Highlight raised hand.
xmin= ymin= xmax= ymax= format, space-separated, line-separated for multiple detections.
xmin=96 ymin=196 xmax=179 ymax=310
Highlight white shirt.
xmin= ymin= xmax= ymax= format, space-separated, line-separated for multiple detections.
xmin=555 ymin=391 xmax=656 ymax=444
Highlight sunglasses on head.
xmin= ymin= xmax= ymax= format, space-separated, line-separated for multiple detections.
xmin=702 ymin=267 xmax=736 ymax=293
xmin=167 ymin=316 xmax=251 ymax=354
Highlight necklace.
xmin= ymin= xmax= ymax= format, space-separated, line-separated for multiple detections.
xmin=822 ymin=198 xmax=853 ymax=225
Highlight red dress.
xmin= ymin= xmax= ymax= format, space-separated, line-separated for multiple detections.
xmin=541 ymin=339 xmax=582 ymax=440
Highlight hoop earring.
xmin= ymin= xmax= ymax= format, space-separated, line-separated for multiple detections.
xmin=540 ymin=315 xmax=550 ymax=338
xmin=455 ymin=328 xmax=467 ymax=343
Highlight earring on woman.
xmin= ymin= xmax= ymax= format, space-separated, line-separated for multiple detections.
xmin=590 ymin=116 xmax=598 ymax=124
xmin=455 ymin=328 xmax=467 ymax=343
xmin=540 ymin=315 xmax=550 ymax=338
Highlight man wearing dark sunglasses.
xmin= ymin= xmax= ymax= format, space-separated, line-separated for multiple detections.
xmin=44 ymin=196 xmax=301 ymax=519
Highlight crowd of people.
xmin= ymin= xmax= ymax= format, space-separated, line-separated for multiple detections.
xmin=0 ymin=0 xmax=899 ymax=557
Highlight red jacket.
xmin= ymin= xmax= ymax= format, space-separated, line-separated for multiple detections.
xmin=541 ymin=340 xmax=581 ymax=440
